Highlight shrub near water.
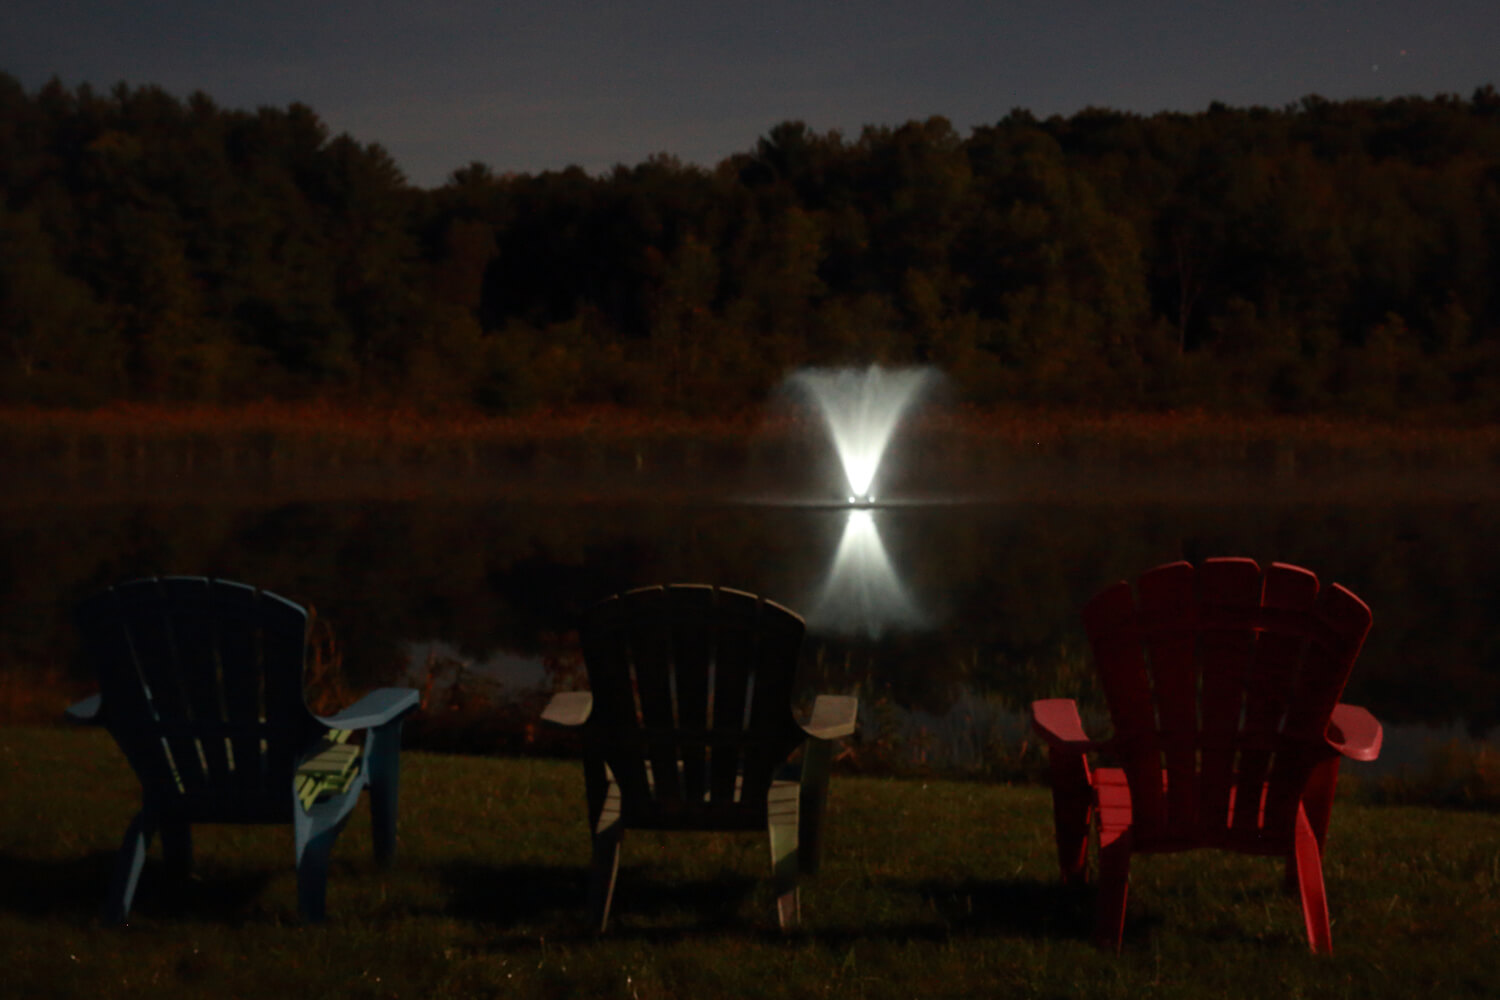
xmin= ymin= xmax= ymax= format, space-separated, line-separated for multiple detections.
xmin=1365 ymin=739 xmax=1500 ymax=811
xmin=6 ymin=647 xmax=1496 ymax=811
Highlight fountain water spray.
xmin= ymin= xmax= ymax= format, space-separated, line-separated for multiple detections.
xmin=784 ymin=364 xmax=939 ymax=637
xmin=790 ymin=365 xmax=936 ymax=505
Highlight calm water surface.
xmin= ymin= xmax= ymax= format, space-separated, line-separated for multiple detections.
xmin=6 ymin=489 xmax=1498 ymax=769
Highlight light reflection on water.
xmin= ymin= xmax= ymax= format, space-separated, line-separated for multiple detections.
xmin=809 ymin=508 xmax=926 ymax=639
xmin=11 ymin=488 xmax=1497 ymax=776
xmin=396 ymin=501 xmax=1500 ymax=778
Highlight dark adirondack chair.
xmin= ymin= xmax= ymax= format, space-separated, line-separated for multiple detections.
xmin=67 ymin=577 xmax=420 ymax=922
xmin=542 ymin=584 xmax=858 ymax=931
xmin=1030 ymin=559 xmax=1382 ymax=954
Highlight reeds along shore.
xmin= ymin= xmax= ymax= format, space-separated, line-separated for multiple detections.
xmin=4 ymin=403 xmax=1499 ymax=502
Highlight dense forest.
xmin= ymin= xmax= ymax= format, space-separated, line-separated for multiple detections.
xmin=3 ymin=73 xmax=1500 ymax=417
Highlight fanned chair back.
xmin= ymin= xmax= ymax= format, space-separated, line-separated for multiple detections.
xmin=1082 ymin=558 xmax=1373 ymax=854
xmin=579 ymin=584 xmax=807 ymax=831
xmin=75 ymin=576 xmax=327 ymax=824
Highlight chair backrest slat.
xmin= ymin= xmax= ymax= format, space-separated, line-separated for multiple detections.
xmin=581 ymin=585 xmax=806 ymax=826
xmin=157 ymin=578 xmax=232 ymax=793
xmin=258 ymin=588 xmax=320 ymax=793
xmin=706 ymin=590 xmax=754 ymax=803
xmin=77 ymin=577 xmax=323 ymax=818
xmin=1196 ymin=558 xmax=1263 ymax=837
xmin=1135 ymin=563 xmax=1199 ymax=835
xmin=207 ymin=580 xmax=270 ymax=794
xmin=667 ymin=585 xmax=715 ymax=802
xmin=1082 ymin=559 xmax=1372 ymax=851
xmin=738 ymin=589 xmax=803 ymax=803
xmin=1084 ymin=580 xmax=1166 ymax=834
xmin=95 ymin=580 xmax=196 ymax=795
xmin=625 ymin=587 xmax=683 ymax=803
xmin=1226 ymin=564 xmax=1311 ymax=837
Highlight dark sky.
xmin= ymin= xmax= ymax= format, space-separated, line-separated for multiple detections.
xmin=3 ymin=1 xmax=1495 ymax=188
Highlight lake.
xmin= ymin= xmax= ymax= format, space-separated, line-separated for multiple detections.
xmin=6 ymin=461 xmax=1498 ymax=775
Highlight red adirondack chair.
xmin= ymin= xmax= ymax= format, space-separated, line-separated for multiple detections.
xmin=1031 ymin=558 xmax=1382 ymax=953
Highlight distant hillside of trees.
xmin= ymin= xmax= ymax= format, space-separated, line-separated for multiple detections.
xmin=4 ymin=73 xmax=1500 ymax=417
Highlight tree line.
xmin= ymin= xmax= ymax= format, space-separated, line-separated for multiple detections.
xmin=3 ymin=72 xmax=1500 ymax=417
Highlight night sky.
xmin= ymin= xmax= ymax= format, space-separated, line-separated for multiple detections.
xmin=3 ymin=1 xmax=1495 ymax=188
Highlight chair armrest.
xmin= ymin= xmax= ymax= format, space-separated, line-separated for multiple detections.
xmin=65 ymin=692 xmax=103 ymax=724
xmin=1326 ymin=703 xmax=1382 ymax=762
xmin=541 ymin=691 xmax=593 ymax=727
xmin=1030 ymin=698 xmax=1100 ymax=752
xmin=802 ymin=694 xmax=858 ymax=741
xmin=318 ymin=687 xmax=420 ymax=731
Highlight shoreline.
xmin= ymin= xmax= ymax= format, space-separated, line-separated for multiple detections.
xmin=5 ymin=402 xmax=1499 ymax=505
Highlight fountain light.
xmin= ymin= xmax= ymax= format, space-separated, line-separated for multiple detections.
xmin=782 ymin=364 xmax=938 ymax=636
xmin=792 ymin=365 xmax=936 ymax=505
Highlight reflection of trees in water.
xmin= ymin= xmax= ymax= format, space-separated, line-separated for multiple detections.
xmin=4 ymin=496 xmax=1499 ymax=736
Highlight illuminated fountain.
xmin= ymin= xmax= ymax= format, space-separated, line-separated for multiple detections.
xmin=786 ymin=365 xmax=938 ymax=636
xmin=790 ymin=365 xmax=937 ymax=506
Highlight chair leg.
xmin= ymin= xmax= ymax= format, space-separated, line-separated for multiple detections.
xmin=769 ymin=809 xmax=801 ymax=931
xmin=1293 ymin=807 xmax=1333 ymax=954
xmin=1288 ymin=758 xmax=1340 ymax=893
xmin=106 ymin=809 xmax=157 ymax=924
xmin=296 ymin=823 xmax=342 ymax=923
xmin=1048 ymin=752 xmax=1093 ymax=884
xmin=583 ymin=758 xmax=609 ymax=834
xmin=774 ymin=839 xmax=798 ymax=929
xmin=774 ymin=880 xmax=800 ymax=931
xmin=365 ymin=721 xmax=406 ymax=865
xmin=588 ymin=825 xmax=624 ymax=933
xmin=1094 ymin=835 xmax=1131 ymax=952
xmin=1301 ymin=758 xmax=1340 ymax=855
xmin=797 ymin=738 xmax=834 ymax=876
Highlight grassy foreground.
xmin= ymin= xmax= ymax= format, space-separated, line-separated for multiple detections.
xmin=3 ymin=727 xmax=1497 ymax=999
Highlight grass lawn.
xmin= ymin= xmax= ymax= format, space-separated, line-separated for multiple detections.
xmin=2 ymin=725 xmax=1497 ymax=999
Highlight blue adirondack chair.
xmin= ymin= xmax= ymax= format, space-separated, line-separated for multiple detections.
xmin=68 ymin=576 xmax=420 ymax=922
xmin=543 ymin=584 xmax=858 ymax=931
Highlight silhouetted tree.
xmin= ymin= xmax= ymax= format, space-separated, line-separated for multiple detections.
xmin=4 ymin=75 xmax=1500 ymax=415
